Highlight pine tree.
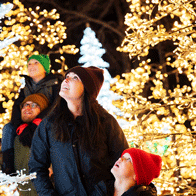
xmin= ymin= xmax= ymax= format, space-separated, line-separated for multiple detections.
xmin=78 ymin=25 xmax=129 ymax=127
xmin=112 ymin=0 xmax=196 ymax=195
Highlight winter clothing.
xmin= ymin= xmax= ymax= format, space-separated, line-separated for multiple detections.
xmin=2 ymin=106 xmax=46 ymax=174
xmin=121 ymin=148 xmax=162 ymax=186
xmin=20 ymin=93 xmax=49 ymax=112
xmin=121 ymin=183 xmax=157 ymax=196
xmin=14 ymin=136 xmax=38 ymax=196
xmin=65 ymin=66 xmax=104 ymax=99
xmin=2 ymin=72 xmax=62 ymax=174
xmin=16 ymin=118 xmax=42 ymax=147
xmin=2 ymin=55 xmax=62 ymax=176
xmin=27 ymin=54 xmax=50 ymax=74
xmin=2 ymin=148 xmax=15 ymax=174
xmin=105 ymin=180 xmax=157 ymax=196
xmin=29 ymin=105 xmax=129 ymax=196
xmin=2 ymin=123 xmax=17 ymax=174
xmin=13 ymin=96 xmax=46 ymax=195
xmin=11 ymin=73 xmax=63 ymax=129
xmin=2 ymin=123 xmax=16 ymax=152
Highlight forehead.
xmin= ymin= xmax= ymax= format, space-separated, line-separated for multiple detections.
xmin=28 ymin=59 xmax=40 ymax=64
xmin=66 ymin=72 xmax=78 ymax=76
xmin=24 ymin=101 xmax=34 ymax=104
xmin=122 ymin=153 xmax=132 ymax=159
xmin=65 ymin=72 xmax=82 ymax=81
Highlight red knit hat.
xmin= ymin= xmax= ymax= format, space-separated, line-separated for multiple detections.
xmin=65 ymin=66 xmax=104 ymax=99
xmin=121 ymin=148 xmax=162 ymax=185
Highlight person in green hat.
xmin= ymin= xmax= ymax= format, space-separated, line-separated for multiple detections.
xmin=2 ymin=54 xmax=63 ymax=174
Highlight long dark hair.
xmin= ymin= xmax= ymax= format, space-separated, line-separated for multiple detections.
xmin=48 ymin=91 xmax=103 ymax=149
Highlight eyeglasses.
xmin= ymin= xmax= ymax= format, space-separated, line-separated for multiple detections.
xmin=22 ymin=102 xmax=40 ymax=109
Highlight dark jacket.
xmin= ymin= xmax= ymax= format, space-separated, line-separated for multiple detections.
xmin=14 ymin=136 xmax=38 ymax=196
xmin=11 ymin=73 xmax=63 ymax=128
xmin=14 ymin=109 xmax=52 ymax=196
xmin=29 ymin=107 xmax=129 ymax=196
xmin=121 ymin=183 xmax=157 ymax=196
xmin=14 ymin=115 xmax=42 ymax=196
xmin=2 ymin=108 xmax=48 ymax=175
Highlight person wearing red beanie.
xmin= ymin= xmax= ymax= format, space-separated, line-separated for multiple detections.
xmin=29 ymin=66 xmax=129 ymax=196
xmin=111 ymin=148 xmax=162 ymax=196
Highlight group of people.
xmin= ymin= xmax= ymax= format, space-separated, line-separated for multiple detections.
xmin=1 ymin=54 xmax=162 ymax=196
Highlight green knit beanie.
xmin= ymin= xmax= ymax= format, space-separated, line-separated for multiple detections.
xmin=27 ymin=54 xmax=50 ymax=74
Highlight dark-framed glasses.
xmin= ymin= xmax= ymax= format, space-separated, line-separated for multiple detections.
xmin=22 ymin=102 xmax=40 ymax=109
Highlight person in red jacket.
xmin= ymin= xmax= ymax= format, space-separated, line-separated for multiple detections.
xmin=111 ymin=148 xmax=162 ymax=196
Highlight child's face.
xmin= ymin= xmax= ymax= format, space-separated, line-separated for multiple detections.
xmin=27 ymin=59 xmax=46 ymax=81
xmin=111 ymin=153 xmax=136 ymax=180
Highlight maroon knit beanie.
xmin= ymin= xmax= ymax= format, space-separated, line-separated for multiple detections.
xmin=122 ymin=148 xmax=162 ymax=186
xmin=65 ymin=66 xmax=104 ymax=99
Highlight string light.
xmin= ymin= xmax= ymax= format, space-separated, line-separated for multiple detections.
xmin=0 ymin=0 xmax=79 ymax=136
xmin=0 ymin=169 xmax=36 ymax=195
xmin=113 ymin=0 xmax=196 ymax=195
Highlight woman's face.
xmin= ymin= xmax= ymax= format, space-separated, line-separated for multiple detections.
xmin=59 ymin=72 xmax=84 ymax=102
xmin=111 ymin=153 xmax=136 ymax=181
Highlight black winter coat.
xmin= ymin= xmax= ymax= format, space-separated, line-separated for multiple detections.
xmin=121 ymin=183 xmax=157 ymax=196
xmin=29 ymin=107 xmax=129 ymax=196
xmin=11 ymin=73 xmax=63 ymax=128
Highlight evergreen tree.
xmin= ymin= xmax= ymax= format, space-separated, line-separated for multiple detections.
xmin=78 ymin=26 xmax=128 ymax=127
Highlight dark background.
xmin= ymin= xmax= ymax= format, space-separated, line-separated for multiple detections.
xmin=1 ymin=0 xmax=133 ymax=77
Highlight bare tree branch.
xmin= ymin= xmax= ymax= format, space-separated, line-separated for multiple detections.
xmin=22 ymin=0 xmax=125 ymax=38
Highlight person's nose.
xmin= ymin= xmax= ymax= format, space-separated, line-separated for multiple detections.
xmin=119 ymin=157 xmax=125 ymax=162
xmin=64 ymin=77 xmax=70 ymax=83
xmin=117 ymin=157 xmax=122 ymax=163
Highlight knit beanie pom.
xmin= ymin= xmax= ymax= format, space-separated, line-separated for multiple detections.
xmin=20 ymin=93 xmax=49 ymax=112
xmin=122 ymin=148 xmax=162 ymax=186
xmin=27 ymin=54 xmax=50 ymax=74
xmin=65 ymin=66 xmax=104 ymax=99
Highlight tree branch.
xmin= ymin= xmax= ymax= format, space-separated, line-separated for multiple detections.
xmin=23 ymin=0 xmax=125 ymax=38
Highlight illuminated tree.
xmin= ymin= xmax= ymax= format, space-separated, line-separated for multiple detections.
xmin=0 ymin=169 xmax=36 ymax=195
xmin=112 ymin=0 xmax=196 ymax=195
xmin=0 ymin=3 xmax=20 ymax=56
xmin=78 ymin=26 xmax=128 ymax=128
xmin=78 ymin=25 xmax=110 ymax=68
xmin=0 ymin=0 xmax=79 ymax=135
